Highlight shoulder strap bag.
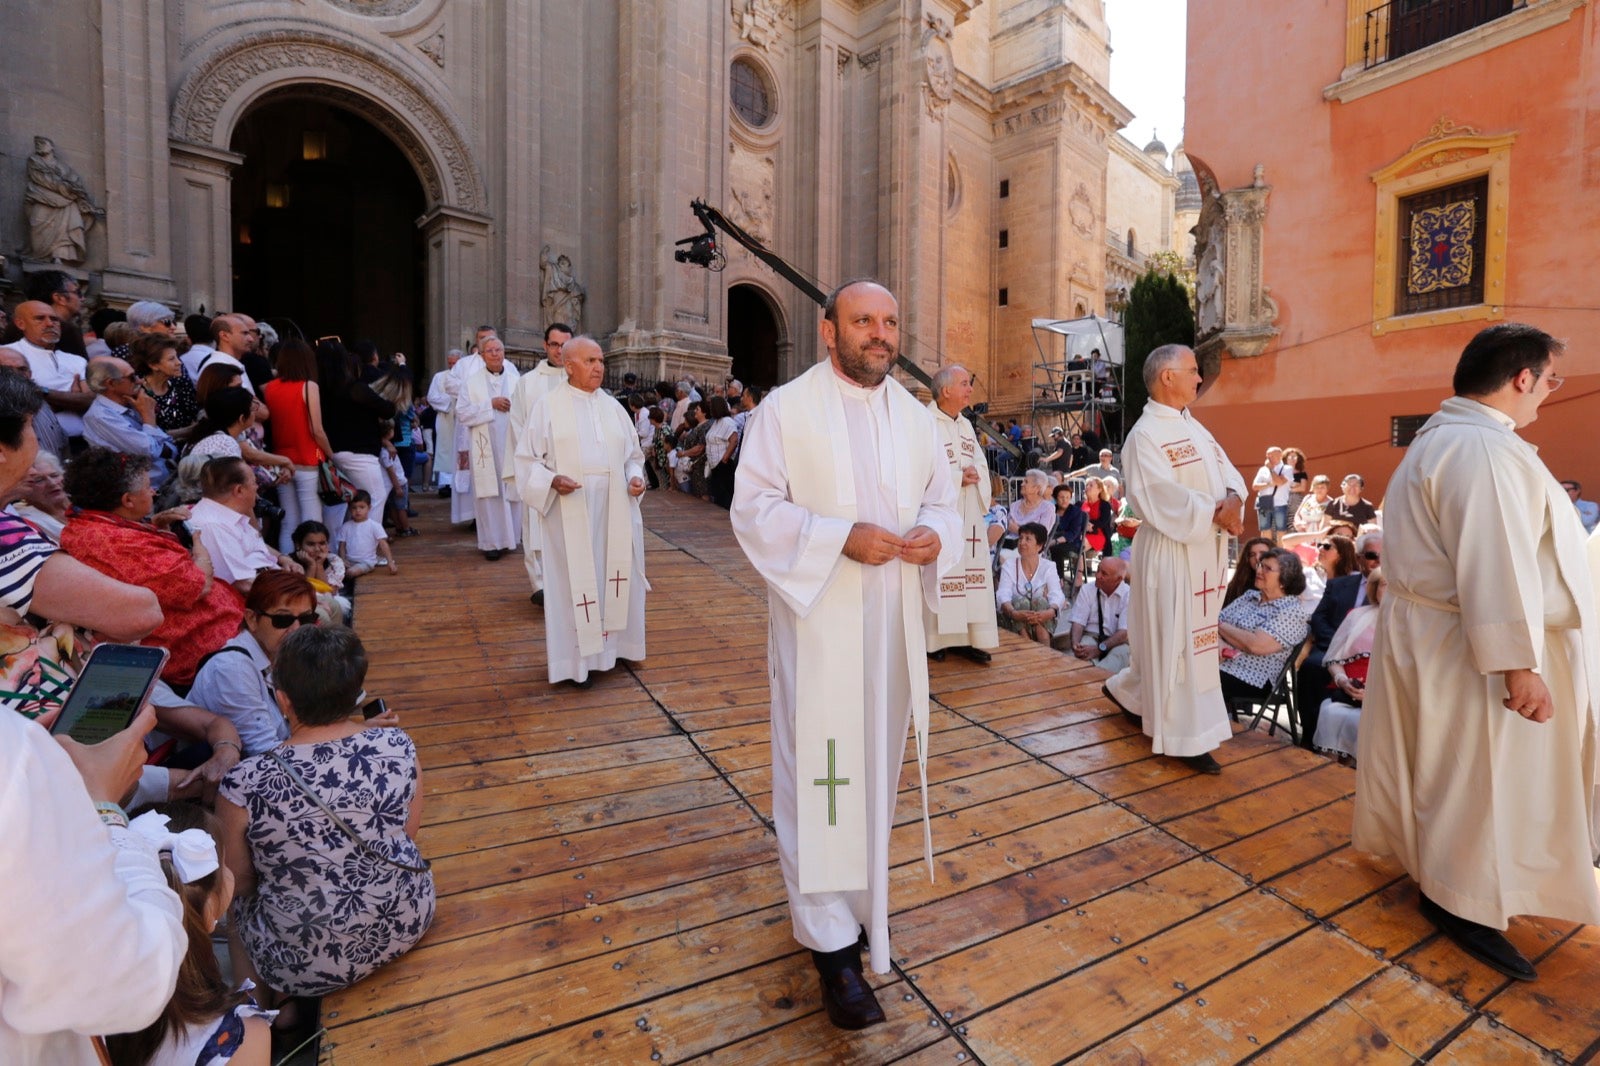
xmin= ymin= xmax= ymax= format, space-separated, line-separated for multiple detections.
xmin=267 ymin=749 xmax=430 ymax=873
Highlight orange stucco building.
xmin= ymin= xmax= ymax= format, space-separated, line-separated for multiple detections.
xmin=1183 ymin=0 xmax=1599 ymax=503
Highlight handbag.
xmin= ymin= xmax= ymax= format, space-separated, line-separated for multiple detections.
xmin=267 ymin=750 xmax=430 ymax=874
xmin=317 ymin=457 xmax=356 ymax=506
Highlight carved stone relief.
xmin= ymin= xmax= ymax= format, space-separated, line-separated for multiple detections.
xmin=170 ymin=29 xmax=485 ymax=212
xmin=322 ymin=0 xmax=426 ymax=16
xmin=727 ymin=142 xmax=776 ymax=245
xmin=732 ymin=0 xmax=788 ymax=52
xmin=922 ymin=15 xmax=954 ymax=119
xmin=418 ymin=30 xmax=444 ymax=69
xmin=540 ymin=245 xmax=586 ymax=331
xmin=1068 ymin=183 xmax=1095 ymax=239
xmin=1193 ymin=166 xmax=1279 ymax=362
xmin=24 ymin=136 xmax=101 ymax=264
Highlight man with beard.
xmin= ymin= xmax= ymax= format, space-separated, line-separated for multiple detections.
xmin=730 ymin=280 xmax=959 ymax=1030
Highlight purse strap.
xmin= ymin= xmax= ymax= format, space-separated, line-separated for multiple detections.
xmin=267 ymin=749 xmax=430 ymax=874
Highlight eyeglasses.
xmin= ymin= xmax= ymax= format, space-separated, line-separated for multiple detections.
xmin=262 ymin=611 xmax=319 ymax=629
xmin=156 ymin=318 xmax=176 ymax=328
xmin=1315 ymin=541 xmax=1333 ymax=550
xmin=1361 ymin=551 xmax=1381 ymax=561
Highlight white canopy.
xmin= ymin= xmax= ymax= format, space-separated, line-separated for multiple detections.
xmin=1030 ymin=315 xmax=1125 ymax=366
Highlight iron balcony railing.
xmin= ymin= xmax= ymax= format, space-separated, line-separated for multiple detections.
xmin=1363 ymin=0 xmax=1524 ymax=69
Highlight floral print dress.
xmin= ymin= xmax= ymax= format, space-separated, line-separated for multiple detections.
xmin=218 ymin=728 xmax=435 ymax=997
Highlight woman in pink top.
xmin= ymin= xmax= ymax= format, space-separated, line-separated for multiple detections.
xmin=261 ymin=339 xmax=336 ymax=552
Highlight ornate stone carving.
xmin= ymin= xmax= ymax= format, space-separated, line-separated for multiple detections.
xmin=857 ymin=49 xmax=881 ymax=70
xmin=732 ymin=0 xmax=787 ymax=52
xmin=922 ymin=14 xmax=954 ymax=118
xmin=1068 ymin=183 xmax=1095 ymax=239
xmin=323 ymin=0 xmax=426 ymax=16
xmin=1193 ymin=166 xmax=1279 ymax=361
xmin=995 ymin=98 xmax=1067 ymax=138
xmin=836 ymin=46 xmax=854 ymax=76
xmin=540 ymin=245 xmax=586 ymax=331
xmin=727 ymin=142 xmax=776 ymax=244
xmin=1409 ymin=116 xmax=1480 ymax=153
xmin=24 ymin=136 xmax=101 ymax=263
xmin=171 ymin=29 xmax=485 ymax=212
xmin=418 ymin=29 xmax=444 ymax=69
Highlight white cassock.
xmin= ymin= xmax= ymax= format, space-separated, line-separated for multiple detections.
xmin=506 ymin=360 xmax=569 ymax=593
xmin=1105 ymin=400 xmax=1248 ymax=757
xmin=454 ymin=361 xmax=522 ymax=552
xmin=425 ymin=365 xmax=468 ymax=519
xmin=925 ymin=403 xmax=998 ymax=653
xmin=730 ymin=362 xmax=960 ymax=974
xmin=515 ymin=383 xmax=648 ymax=683
xmin=1354 ymin=397 xmax=1600 ymax=929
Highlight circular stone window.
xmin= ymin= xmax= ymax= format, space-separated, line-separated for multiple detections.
xmin=730 ymin=57 xmax=775 ymax=129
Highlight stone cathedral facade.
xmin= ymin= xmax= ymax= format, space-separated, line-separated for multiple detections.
xmin=0 ymin=0 xmax=1177 ymax=418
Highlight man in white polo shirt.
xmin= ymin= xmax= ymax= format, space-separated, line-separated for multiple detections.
xmin=186 ymin=457 xmax=301 ymax=594
xmin=0 ymin=300 xmax=91 ymax=440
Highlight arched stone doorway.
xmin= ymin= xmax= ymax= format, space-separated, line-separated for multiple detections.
xmin=166 ymin=28 xmax=493 ymax=373
xmin=726 ymin=284 xmax=785 ymax=388
xmin=230 ymin=96 xmax=426 ymax=357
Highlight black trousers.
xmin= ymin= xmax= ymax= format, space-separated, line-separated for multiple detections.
xmin=1294 ymin=650 xmax=1331 ymax=748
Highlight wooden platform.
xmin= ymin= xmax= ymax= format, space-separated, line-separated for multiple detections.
xmin=321 ymin=490 xmax=1600 ymax=1065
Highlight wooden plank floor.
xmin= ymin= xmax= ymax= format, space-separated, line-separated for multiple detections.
xmin=321 ymin=490 xmax=1600 ymax=1065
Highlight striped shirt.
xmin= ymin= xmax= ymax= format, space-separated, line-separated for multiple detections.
xmin=0 ymin=512 xmax=57 ymax=614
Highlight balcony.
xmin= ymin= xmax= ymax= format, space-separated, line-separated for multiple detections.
xmin=1363 ymin=0 xmax=1524 ymax=68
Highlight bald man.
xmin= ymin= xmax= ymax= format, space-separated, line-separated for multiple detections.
xmin=0 ymin=301 xmax=91 ymax=439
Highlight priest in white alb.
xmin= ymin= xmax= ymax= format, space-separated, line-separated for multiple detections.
xmin=506 ymin=322 xmax=574 ymax=604
xmin=1102 ymin=344 xmax=1247 ymax=776
xmin=923 ymin=363 xmax=997 ymax=665
xmin=453 ymin=337 xmax=522 ymax=560
xmin=425 ymin=349 xmax=472 ymax=521
xmin=730 ymin=280 xmax=959 ymax=1032
xmin=514 ymin=335 xmax=648 ymax=686
xmin=1354 ymin=323 xmax=1600 ymax=983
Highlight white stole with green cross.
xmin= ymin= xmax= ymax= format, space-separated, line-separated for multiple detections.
xmin=781 ymin=362 xmax=935 ymax=894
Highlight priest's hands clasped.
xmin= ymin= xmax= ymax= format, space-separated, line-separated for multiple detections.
xmin=551 ymin=475 xmax=581 ymax=495
xmin=843 ymin=522 xmax=941 ymax=566
xmin=1212 ymin=490 xmax=1245 ymax=537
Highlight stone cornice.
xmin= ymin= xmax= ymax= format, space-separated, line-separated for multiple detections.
xmin=989 ymin=62 xmax=1132 ymax=129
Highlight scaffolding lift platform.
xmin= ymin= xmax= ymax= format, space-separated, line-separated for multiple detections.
xmin=1029 ymin=314 xmax=1126 ymax=447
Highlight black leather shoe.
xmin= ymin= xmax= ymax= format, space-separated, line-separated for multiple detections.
xmin=954 ymin=646 xmax=992 ymax=664
xmin=818 ymin=965 xmax=886 ymax=1030
xmin=1179 ymin=752 xmax=1222 ymax=775
xmin=927 ymin=649 xmax=947 ymax=662
xmin=1419 ymin=894 xmax=1537 ymax=981
xmin=529 ymin=590 xmax=544 ymax=606
xmin=1101 ymin=684 xmax=1140 ymax=724
xmin=483 ymin=549 xmax=504 ymax=561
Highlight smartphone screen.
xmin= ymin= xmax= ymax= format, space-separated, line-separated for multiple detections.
xmin=50 ymin=645 xmax=169 ymax=744
xmin=362 ymin=697 xmax=387 ymax=720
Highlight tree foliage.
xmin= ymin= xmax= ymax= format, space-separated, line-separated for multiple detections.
xmin=1122 ymin=266 xmax=1196 ymax=427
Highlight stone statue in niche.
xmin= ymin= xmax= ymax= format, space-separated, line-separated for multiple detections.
xmin=540 ymin=245 xmax=586 ymax=331
xmin=732 ymin=0 xmax=785 ymax=52
xmin=25 ymin=136 xmax=101 ymax=264
xmin=1195 ymin=231 xmax=1224 ymax=336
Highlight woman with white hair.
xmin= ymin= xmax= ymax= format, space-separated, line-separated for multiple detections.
xmin=8 ymin=450 xmax=70 ymax=541
xmin=1007 ymin=468 xmax=1054 ymax=535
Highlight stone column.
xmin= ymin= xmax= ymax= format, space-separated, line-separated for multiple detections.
xmin=99 ymin=0 xmax=176 ymax=305
xmin=606 ymin=0 xmax=732 ymax=386
xmin=168 ymin=141 xmax=244 ymax=317
xmin=420 ymin=207 xmax=494 ymax=377
xmin=498 ymin=1 xmax=543 ymax=357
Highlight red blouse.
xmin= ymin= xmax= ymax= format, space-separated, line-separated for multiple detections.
xmin=60 ymin=510 xmax=245 ymax=686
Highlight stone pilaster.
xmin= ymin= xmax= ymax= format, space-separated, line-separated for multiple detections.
xmin=420 ymin=206 xmax=494 ymax=375
xmin=1194 ymin=168 xmax=1279 ymax=369
xmin=99 ymin=0 xmax=176 ymax=305
xmin=167 ymin=141 xmax=244 ymax=317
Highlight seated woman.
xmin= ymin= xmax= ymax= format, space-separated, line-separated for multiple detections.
xmin=1079 ymin=476 xmax=1115 ymax=556
xmin=7 ymin=450 xmax=70 ymax=541
xmin=130 ymin=332 xmax=201 ymax=440
xmin=1046 ymin=481 xmax=1086 ymax=585
xmin=1007 ymin=469 xmax=1055 ymax=540
xmin=60 ymin=447 xmax=245 ymax=688
xmin=997 ymin=522 xmax=1065 ymax=645
xmin=1313 ymin=567 xmax=1385 ymax=764
xmin=1303 ymin=533 xmax=1357 ymax=603
xmin=1217 ymin=548 xmax=1312 ymax=705
xmin=1223 ymin=536 xmax=1274 ymax=607
xmin=187 ymin=572 xmax=317 ymax=756
xmin=218 ymin=624 xmax=433 ymax=1017
xmin=104 ymin=803 xmax=273 ymax=1066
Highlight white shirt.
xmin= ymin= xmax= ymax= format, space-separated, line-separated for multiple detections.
xmin=0 ymin=710 xmax=185 ymax=1065
xmin=188 ymin=497 xmax=278 ymax=584
xmin=1067 ymin=579 xmax=1131 ymax=642
xmin=1253 ymin=461 xmax=1293 ymax=506
xmin=337 ymin=516 xmax=388 ymax=567
xmin=180 ymin=343 xmax=215 ymax=382
xmin=192 ymin=350 xmax=254 ymax=395
xmin=705 ymin=417 xmax=738 ymax=469
xmin=2 ymin=339 xmax=87 ymax=437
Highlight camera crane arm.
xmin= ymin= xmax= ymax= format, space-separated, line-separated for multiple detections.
xmin=676 ymin=199 xmax=1021 ymax=460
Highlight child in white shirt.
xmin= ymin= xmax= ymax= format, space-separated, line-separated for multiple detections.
xmin=335 ymin=491 xmax=397 ymax=577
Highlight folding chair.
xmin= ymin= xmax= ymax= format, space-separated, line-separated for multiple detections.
xmin=1225 ymin=639 xmax=1305 ymax=746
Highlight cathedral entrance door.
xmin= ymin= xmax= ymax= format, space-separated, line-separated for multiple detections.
xmin=727 ymin=283 xmax=782 ymax=388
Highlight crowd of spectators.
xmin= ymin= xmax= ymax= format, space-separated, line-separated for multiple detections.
xmin=635 ymin=375 xmax=760 ymax=510
xmin=0 ymin=282 xmax=435 ymax=1062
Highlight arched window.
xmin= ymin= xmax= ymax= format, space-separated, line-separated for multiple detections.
xmin=1126 ymin=229 xmax=1137 ymax=257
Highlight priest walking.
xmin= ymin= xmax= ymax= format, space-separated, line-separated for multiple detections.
xmin=1102 ymin=344 xmax=1246 ymax=775
xmin=514 ymin=336 xmax=648 ymax=686
xmin=730 ymin=280 xmax=959 ymax=1031
xmin=454 ymin=337 xmax=522 ymax=560
xmin=924 ymin=364 xmax=997 ymax=664
xmin=506 ymin=321 xmax=574 ymax=604
xmin=1354 ymin=323 xmax=1600 ymax=982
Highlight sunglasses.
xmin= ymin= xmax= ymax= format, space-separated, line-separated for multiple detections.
xmin=1361 ymin=552 xmax=1381 ymax=561
xmin=262 ymin=611 xmax=319 ymax=629
xmin=1315 ymin=541 xmax=1334 ymax=550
